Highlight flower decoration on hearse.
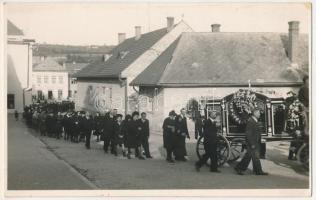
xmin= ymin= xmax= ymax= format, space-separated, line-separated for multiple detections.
xmin=229 ymin=88 xmax=258 ymax=125
xmin=286 ymin=98 xmax=305 ymax=134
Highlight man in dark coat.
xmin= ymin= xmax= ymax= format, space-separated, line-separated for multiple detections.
xmin=82 ymin=112 xmax=93 ymax=149
xmin=195 ymin=111 xmax=220 ymax=172
xmin=71 ymin=112 xmax=81 ymax=143
xmin=78 ymin=111 xmax=86 ymax=142
xmin=63 ymin=112 xmax=72 ymax=141
xmin=162 ymin=110 xmax=177 ymax=163
xmin=138 ymin=112 xmax=152 ymax=158
xmin=235 ymin=108 xmax=268 ymax=175
xmin=126 ymin=112 xmax=144 ymax=159
xmin=93 ymin=112 xmax=103 ymax=142
xmin=102 ymin=110 xmax=116 ymax=154
xmin=55 ymin=112 xmax=63 ymax=139
xmin=174 ymin=108 xmax=190 ymax=161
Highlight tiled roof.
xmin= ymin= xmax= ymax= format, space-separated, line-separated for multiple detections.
xmin=132 ymin=32 xmax=308 ymax=87
xmin=74 ymin=27 xmax=170 ymax=78
xmin=33 ymin=58 xmax=67 ymax=72
xmin=130 ymin=37 xmax=180 ymax=86
xmin=65 ymin=63 xmax=89 ymax=76
xmin=7 ymin=20 xmax=24 ymax=36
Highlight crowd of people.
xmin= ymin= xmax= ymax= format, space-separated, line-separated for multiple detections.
xmin=22 ymin=102 xmax=153 ymax=160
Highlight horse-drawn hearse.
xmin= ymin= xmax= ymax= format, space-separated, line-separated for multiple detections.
xmin=195 ymin=89 xmax=309 ymax=169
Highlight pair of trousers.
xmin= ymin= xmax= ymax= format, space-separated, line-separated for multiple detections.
xmin=236 ymin=147 xmax=263 ymax=174
xmin=196 ymin=143 xmax=218 ymax=171
xmin=128 ymin=147 xmax=140 ymax=157
xmin=85 ymin=133 xmax=91 ymax=149
xmin=141 ymin=137 xmax=151 ymax=157
xmin=166 ymin=148 xmax=173 ymax=160
xmin=103 ymin=138 xmax=116 ymax=153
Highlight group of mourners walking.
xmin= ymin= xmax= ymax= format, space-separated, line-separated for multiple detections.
xmin=22 ymin=102 xmax=152 ymax=159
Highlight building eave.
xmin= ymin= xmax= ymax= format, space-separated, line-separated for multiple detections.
xmin=156 ymin=82 xmax=303 ymax=88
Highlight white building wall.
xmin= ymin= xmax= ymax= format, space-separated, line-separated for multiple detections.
xmin=138 ymin=86 xmax=300 ymax=133
xmin=7 ymin=42 xmax=33 ymax=113
xmin=32 ymin=71 xmax=69 ymax=100
xmin=76 ymin=79 xmax=126 ymax=114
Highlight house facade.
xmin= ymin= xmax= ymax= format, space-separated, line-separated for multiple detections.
xmin=131 ymin=21 xmax=309 ymax=134
xmin=74 ymin=17 xmax=193 ymax=114
xmin=7 ymin=20 xmax=35 ymax=113
xmin=32 ymin=58 xmax=69 ymax=101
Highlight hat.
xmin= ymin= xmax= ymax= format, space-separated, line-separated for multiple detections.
xmin=132 ymin=111 xmax=139 ymax=117
xmin=169 ymin=110 xmax=177 ymax=116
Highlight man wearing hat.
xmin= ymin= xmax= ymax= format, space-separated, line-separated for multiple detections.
xmin=162 ymin=110 xmax=177 ymax=163
xmin=235 ymin=108 xmax=268 ymax=175
xmin=82 ymin=112 xmax=94 ymax=149
xmin=195 ymin=111 xmax=220 ymax=172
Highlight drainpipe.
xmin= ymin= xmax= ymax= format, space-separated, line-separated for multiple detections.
xmin=118 ymin=74 xmax=128 ymax=116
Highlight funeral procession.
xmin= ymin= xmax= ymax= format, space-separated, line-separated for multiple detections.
xmin=5 ymin=3 xmax=311 ymax=192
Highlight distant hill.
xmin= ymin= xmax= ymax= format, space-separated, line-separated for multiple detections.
xmin=33 ymin=44 xmax=115 ymax=56
xmin=33 ymin=43 xmax=115 ymax=63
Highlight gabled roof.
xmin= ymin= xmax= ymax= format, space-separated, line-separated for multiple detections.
xmin=65 ymin=63 xmax=89 ymax=76
xmin=132 ymin=32 xmax=308 ymax=87
xmin=33 ymin=58 xmax=67 ymax=72
xmin=7 ymin=20 xmax=24 ymax=36
xmin=74 ymin=27 xmax=171 ymax=78
xmin=130 ymin=37 xmax=180 ymax=86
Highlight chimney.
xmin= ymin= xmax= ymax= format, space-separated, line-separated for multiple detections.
xmin=288 ymin=21 xmax=300 ymax=63
xmin=135 ymin=26 xmax=141 ymax=40
xmin=211 ymin=24 xmax=221 ymax=32
xmin=118 ymin=33 xmax=126 ymax=44
xmin=167 ymin=17 xmax=174 ymax=32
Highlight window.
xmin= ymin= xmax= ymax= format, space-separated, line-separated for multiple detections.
xmin=71 ymin=79 xmax=77 ymax=84
xmin=7 ymin=94 xmax=15 ymax=109
xmin=58 ymin=76 xmax=63 ymax=84
xmin=37 ymin=90 xmax=43 ymax=100
xmin=58 ymin=90 xmax=63 ymax=100
xmin=272 ymin=104 xmax=286 ymax=135
xmin=37 ymin=75 xmax=41 ymax=84
xmin=48 ymin=90 xmax=53 ymax=99
xmin=51 ymin=76 xmax=56 ymax=84
xmin=44 ymin=76 xmax=48 ymax=84
xmin=68 ymin=90 xmax=72 ymax=98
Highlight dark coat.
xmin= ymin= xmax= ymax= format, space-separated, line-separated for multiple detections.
xmin=93 ymin=115 xmax=103 ymax=135
xmin=298 ymin=85 xmax=309 ymax=107
xmin=81 ymin=117 xmax=93 ymax=135
xmin=176 ymin=115 xmax=189 ymax=137
xmin=126 ymin=120 xmax=140 ymax=148
xmin=56 ymin=115 xmax=63 ymax=133
xmin=102 ymin=115 xmax=116 ymax=139
xmin=162 ymin=117 xmax=177 ymax=149
xmin=114 ymin=121 xmax=124 ymax=145
xmin=203 ymin=119 xmax=218 ymax=144
xmin=138 ymin=119 xmax=150 ymax=138
xmin=71 ymin=116 xmax=80 ymax=136
xmin=121 ymin=120 xmax=130 ymax=146
xmin=245 ymin=117 xmax=261 ymax=150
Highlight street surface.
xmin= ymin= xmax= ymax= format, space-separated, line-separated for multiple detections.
xmin=7 ymin=115 xmax=95 ymax=190
xmin=7 ymin=115 xmax=309 ymax=189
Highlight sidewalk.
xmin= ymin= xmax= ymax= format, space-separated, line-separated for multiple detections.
xmin=7 ymin=115 xmax=95 ymax=190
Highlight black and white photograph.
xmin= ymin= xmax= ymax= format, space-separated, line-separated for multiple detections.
xmin=0 ymin=1 xmax=314 ymax=198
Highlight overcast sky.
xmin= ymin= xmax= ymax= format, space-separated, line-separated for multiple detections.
xmin=5 ymin=2 xmax=311 ymax=46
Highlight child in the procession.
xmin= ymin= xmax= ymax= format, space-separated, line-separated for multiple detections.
xmin=114 ymin=114 xmax=126 ymax=156
xmin=126 ymin=112 xmax=145 ymax=160
xmin=14 ymin=110 xmax=19 ymax=121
